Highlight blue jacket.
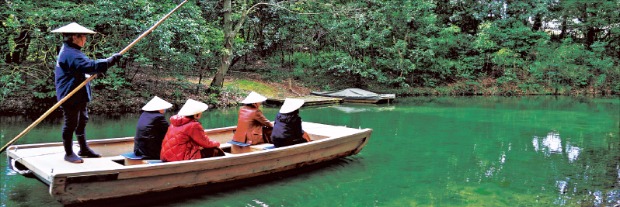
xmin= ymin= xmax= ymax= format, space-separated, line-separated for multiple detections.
xmin=54 ymin=42 xmax=110 ymax=107
xmin=134 ymin=111 xmax=170 ymax=158
xmin=270 ymin=110 xmax=306 ymax=147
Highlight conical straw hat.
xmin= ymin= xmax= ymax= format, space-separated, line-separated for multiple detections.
xmin=51 ymin=22 xmax=96 ymax=34
xmin=177 ymin=99 xmax=209 ymax=116
xmin=279 ymin=98 xmax=305 ymax=113
xmin=141 ymin=96 xmax=173 ymax=111
xmin=241 ymin=91 xmax=267 ymax=104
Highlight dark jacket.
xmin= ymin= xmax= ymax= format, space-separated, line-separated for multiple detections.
xmin=160 ymin=115 xmax=220 ymax=162
xmin=270 ymin=110 xmax=306 ymax=147
xmin=54 ymin=42 xmax=111 ymax=107
xmin=134 ymin=111 xmax=169 ymax=159
xmin=233 ymin=105 xmax=273 ymax=144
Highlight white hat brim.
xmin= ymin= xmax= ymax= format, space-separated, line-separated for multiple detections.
xmin=241 ymin=91 xmax=267 ymax=104
xmin=142 ymin=96 xmax=173 ymax=111
xmin=177 ymin=99 xmax=209 ymax=116
xmin=51 ymin=22 xmax=96 ymax=34
xmin=279 ymin=98 xmax=305 ymax=113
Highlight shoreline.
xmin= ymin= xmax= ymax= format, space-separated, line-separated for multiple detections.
xmin=2 ymin=92 xmax=617 ymax=117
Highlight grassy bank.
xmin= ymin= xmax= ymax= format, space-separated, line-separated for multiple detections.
xmin=0 ymin=71 xmax=311 ymax=116
xmin=1 ymin=67 xmax=617 ymax=117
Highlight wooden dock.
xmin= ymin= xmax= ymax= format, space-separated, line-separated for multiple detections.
xmin=266 ymin=95 xmax=342 ymax=106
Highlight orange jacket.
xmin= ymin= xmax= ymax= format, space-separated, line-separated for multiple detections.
xmin=233 ymin=105 xmax=273 ymax=144
xmin=160 ymin=115 xmax=220 ymax=162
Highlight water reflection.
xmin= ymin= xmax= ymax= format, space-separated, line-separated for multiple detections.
xmin=529 ymin=131 xmax=620 ymax=206
xmin=566 ymin=143 xmax=581 ymax=163
xmin=533 ymin=132 xmax=563 ymax=154
xmin=1 ymin=96 xmax=618 ymax=207
xmin=330 ymin=105 xmax=395 ymax=113
xmin=475 ymin=143 xmax=512 ymax=180
xmin=532 ymin=132 xmax=583 ymax=163
xmin=331 ymin=106 xmax=368 ymax=113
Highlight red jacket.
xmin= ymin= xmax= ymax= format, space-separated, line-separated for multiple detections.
xmin=233 ymin=105 xmax=273 ymax=144
xmin=160 ymin=115 xmax=220 ymax=162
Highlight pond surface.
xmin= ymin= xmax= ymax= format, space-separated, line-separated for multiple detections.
xmin=1 ymin=96 xmax=619 ymax=207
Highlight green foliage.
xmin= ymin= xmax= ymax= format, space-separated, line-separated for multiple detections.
xmin=0 ymin=0 xmax=225 ymax=110
xmin=533 ymin=39 xmax=593 ymax=91
xmin=93 ymin=67 xmax=128 ymax=91
xmin=256 ymin=0 xmax=616 ymax=95
xmin=30 ymin=78 xmax=56 ymax=99
xmin=1 ymin=0 xmax=620 ymax=114
xmin=0 ymin=72 xmax=25 ymax=102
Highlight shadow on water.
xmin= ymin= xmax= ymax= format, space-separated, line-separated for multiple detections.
xmin=66 ymin=157 xmax=361 ymax=207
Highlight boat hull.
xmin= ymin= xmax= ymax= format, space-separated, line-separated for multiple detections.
xmin=7 ymin=122 xmax=371 ymax=205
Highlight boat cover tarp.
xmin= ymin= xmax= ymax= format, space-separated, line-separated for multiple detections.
xmin=311 ymin=88 xmax=395 ymax=99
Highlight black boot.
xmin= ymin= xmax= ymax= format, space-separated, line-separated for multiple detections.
xmin=64 ymin=153 xmax=83 ymax=163
xmin=63 ymin=139 xmax=83 ymax=163
xmin=77 ymin=135 xmax=101 ymax=158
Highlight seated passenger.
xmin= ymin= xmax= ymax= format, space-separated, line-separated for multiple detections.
xmin=134 ymin=96 xmax=172 ymax=159
xmin=232 ymin=92 xmax=274 ymax=146
xmin=160 ymin=99 xmax=224 ymax=162
xmin=271 ymin=98 xmax=312 ymax=148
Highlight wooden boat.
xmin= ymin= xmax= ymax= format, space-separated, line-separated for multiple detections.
xmin=311 ymin=88 xmax=395 ymax=104
xmin=6 ymin=122 xmax=372 ymax=205
xmin=266 ymin=95 xmax=343 ymax=106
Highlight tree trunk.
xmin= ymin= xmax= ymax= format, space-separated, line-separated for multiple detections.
xmin=532 ymin=14 xmax=542 ymax=31
xmin=586 ymin=27 xmax=596 ymax=49
xmin=281 ymin=45 xmax=284 ymax=66
xmin=559 ymin=15 xmax=567 ymax=39
xmin=208 ymin=0 xmax=234 ymax=93
xmin=197 ymin=59 xmax=204 ymax=93
xmin=7 ymin=30 xmax=31 ymax=64
xmin=208 ymin=0 xmax=253 ymax=94
xmin=583 ymin=3 xmax=596 ymax=49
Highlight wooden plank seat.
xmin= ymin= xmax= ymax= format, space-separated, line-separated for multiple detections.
xmin=252 ymin=143 xmax=275 ymax=150
xmin=122 ymin=143 xmax=234 ymax=165
xmin=120 ymin=152 xmax=161 ymax=165
xmin=227 ymin=141 xmax=275 ymax=154
xmin=145 ymin=160 xmax=163 ymax=164
xmin=227 ymin=140 xmax=250 ymax=147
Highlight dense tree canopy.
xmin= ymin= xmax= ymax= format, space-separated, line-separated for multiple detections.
xmin=1 ymin=0 xmax=618 ymax=111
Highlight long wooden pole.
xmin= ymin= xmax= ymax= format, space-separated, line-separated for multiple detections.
xmin=0 ymin=0 xmax=188 ymax=153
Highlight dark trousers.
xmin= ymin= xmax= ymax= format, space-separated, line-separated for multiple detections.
xmin=61 ymin=102 xmax=89 ymax=155
xmin=263 ymin=126 xmax=273 ymax=143
xmin=200 ymin=148 xmax=225 ymax=158
xmin=273 ymin=132 xmax=310 ymax=148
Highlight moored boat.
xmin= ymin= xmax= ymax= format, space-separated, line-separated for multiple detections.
xmin=6 ymin=122 xmax=372 ymax=205
xmin=311 ymin=88 xmax=395 ymax=104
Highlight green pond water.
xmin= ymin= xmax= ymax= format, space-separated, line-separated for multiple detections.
xmin=1 ymin=96 xmax=619 ymax=207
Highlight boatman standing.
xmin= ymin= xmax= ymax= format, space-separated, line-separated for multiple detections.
xmin=52 ymin=22 xmax=122 ymax=163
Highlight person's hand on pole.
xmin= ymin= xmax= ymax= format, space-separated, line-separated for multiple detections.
xmin=107 ymin=53 xmax=123 ymax=66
